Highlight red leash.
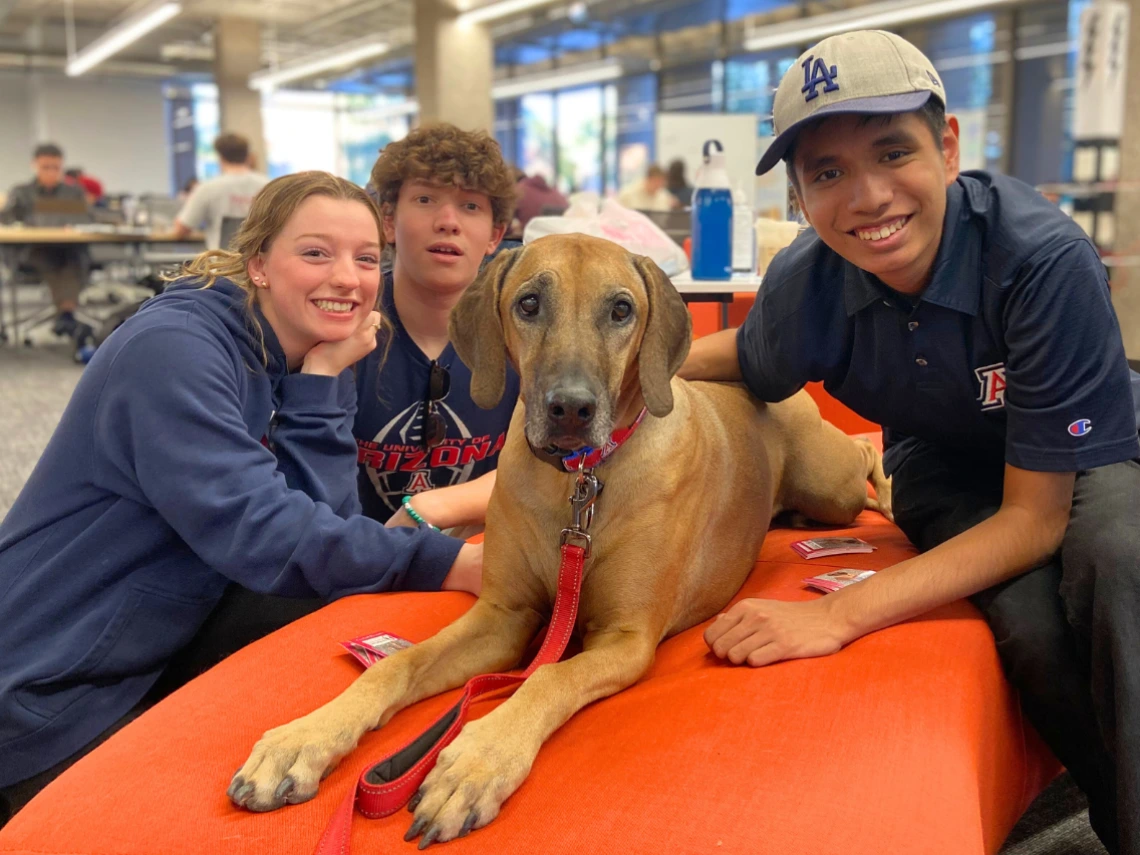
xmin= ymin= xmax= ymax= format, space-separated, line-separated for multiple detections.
xmin=313 ymin=539 xmax=588 ymax=854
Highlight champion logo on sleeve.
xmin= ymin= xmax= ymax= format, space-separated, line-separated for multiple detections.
xmin=1068 ymin=419 xmax=1093 ymax=437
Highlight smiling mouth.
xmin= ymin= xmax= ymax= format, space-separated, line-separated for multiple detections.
xmin=312 ymin=299 xmax=357 ymax=313
xmin=850 ymin=215 xmax=912 ymax=242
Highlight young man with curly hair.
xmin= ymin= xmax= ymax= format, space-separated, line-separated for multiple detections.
xmin=354 ymin=123 xmax=519 ymax=533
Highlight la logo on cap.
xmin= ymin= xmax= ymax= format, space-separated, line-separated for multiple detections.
xmin=801 ymin=55 xmax=839 ymax=101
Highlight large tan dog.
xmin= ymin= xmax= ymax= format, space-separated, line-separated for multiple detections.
xmin=228 ymin=234 xmax=890 ymax=845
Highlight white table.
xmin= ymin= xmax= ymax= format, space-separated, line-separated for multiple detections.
xmin=0 ymin=227 xmax=203 ymax=344
xmin=670 ymin=270 xmax=764 ymax=329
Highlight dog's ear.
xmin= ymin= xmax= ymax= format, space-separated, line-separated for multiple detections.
xmin=635 ymin=255 xmax=692 ymax=418
xmin=449 ymin=247 xmax=522 ymax=409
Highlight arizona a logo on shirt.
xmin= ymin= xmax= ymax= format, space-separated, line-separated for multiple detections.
xmin=975 ymin=363 xmax=1006 ymax=411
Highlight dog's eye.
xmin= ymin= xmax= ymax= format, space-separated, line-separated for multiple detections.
xmin=611 ymin=300 xmax=633 ymax=323
xmin=517 ymin=294 xmax=540 ymax=317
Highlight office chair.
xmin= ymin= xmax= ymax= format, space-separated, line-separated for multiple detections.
xmin=0 ymin=196 xmax=99 ymax=343
xmin=219 ymin=216 xmax=244 ymax=251
xmin=0 ymin=252 xmax=100 ymax=347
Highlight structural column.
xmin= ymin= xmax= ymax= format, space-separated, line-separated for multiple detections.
xmin=1113 ymin=0 xmax=1140 ymax=357
xmin=414 ymin=0 xmax=494 ymax=133
xmin=213 ymin=17 xmax=268 ymax=171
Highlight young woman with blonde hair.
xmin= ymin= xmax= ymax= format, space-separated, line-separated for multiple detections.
xmin=0 ymin=171 xmax=482 ymax=825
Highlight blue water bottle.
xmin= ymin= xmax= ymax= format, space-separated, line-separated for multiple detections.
xmin=691 ymin=139 xmax=733 ymax=280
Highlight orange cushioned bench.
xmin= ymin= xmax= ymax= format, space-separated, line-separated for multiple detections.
xmin=1 ymin=507 xmax=1059 ymax=855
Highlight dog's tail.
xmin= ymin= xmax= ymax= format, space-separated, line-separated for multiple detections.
xmin=856 ymin=438 xmax=894 ymax=523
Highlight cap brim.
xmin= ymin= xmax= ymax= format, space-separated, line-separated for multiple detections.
xmin=755 ymin=90 xmax=935 ymax=176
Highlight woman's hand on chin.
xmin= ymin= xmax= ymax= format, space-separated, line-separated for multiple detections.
xmin=301 ymin=310 xmax=381 ymax=376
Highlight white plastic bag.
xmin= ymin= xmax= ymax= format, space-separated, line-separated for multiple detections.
xmin=523 ymin=198 xmax=691 ymax=277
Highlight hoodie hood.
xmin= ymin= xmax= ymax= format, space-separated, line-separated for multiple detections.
xmin=140 ymin=277 xmax=289 ymax=377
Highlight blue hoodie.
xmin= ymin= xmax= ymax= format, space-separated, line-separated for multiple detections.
xmin=0 ymin=277 xmax=463 ymax=787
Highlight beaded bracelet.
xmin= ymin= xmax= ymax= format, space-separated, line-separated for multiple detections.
xmin=401 ymin=494 xmax=440 ymax=531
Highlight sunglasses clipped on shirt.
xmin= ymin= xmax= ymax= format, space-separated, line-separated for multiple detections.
xmin=422 ymin=360 xmax=451 ymax=451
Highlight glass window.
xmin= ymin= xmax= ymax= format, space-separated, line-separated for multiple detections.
xmin=908 ymin=11 xmax=1010 ymax=173
xmin=558 ymin=28 xmax=602 ymax=53
xmin=658 ymin=0 xmax=723 ymax=31
xmin=604 ymin=83 xmax=618 ymax=194
xmin=725 ymin=51 xmax=798 ymax=135
xmin=190 ymin=83 xmax=221 ymax=179
xmin=660 ymin=62 xmax=718 ymax=112
xmin=612 ymin=73 xmax=656 ymax=193
xmin=725 ymin=0 xmax=797 ymax=21
xmin=519 ymin=93 xmax=556 ymax=182
xmin=556 ymin=86 xmax=604 ymax=194
xmin=495 ymin=98 xmax=520 ymax=168
xmin=336 ymin=95 xmax=411 ymax=187
xmin=262 ymin=90 xmax=338 ymax=178
xmin=1010 ymin=1 xmax=1078 ymax=184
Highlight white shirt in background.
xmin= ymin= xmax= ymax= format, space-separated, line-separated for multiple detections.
xmin=617 ymin=180 xmax=676 ymax=212
xmin=177 ymin=171 xmax=270 ymax=250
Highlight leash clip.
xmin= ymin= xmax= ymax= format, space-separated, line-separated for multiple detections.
xmin=561 ymin=462 xmax=601 ymax=558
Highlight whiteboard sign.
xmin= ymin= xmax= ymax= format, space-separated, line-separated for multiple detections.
xmin=656 ymin=112 xmax=787 ymax=215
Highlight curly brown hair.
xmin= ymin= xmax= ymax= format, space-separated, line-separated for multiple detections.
xmin=370 ymin=123 xmax=517 ymax=227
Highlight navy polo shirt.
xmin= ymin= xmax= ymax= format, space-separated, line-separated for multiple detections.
xmin=737 ymin=171 xmax=1140 ymax=476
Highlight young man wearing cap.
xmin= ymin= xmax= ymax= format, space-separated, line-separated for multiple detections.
xmin=681 ymin=29 xmax=1140 ymax=855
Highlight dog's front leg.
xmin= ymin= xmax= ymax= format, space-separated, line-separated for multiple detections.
xmin=228 ymin=598 xmax=542 ymax=812
xmin=406 ymin=626 xmax=658 ymax=846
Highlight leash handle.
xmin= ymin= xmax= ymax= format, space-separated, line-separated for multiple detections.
xmin=312 ymin=543 xmax=585 ymax=855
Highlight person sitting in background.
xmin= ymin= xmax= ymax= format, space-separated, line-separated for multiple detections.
xmin=0 ymin=143 xmax=91 ymax=339
xmin=0 ymin=171 xmax=482 ymax=828
xmin=513 ymin=168 xmax=568 ymax=232
xmin=666 ymin=159 xmax=693 ymax=207
xmin=173 ymin=132 xmax=268 ymax=249
xmin=355 ymin=123 xmax=519 ymax=534
xmin=617 ymin=164 xmax=678 ymax=212
xmin=65 ymin=168 xmax=104 ymax=207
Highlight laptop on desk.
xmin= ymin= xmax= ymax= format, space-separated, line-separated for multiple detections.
xmin=30 ymin=196 xmax=92 ymax=227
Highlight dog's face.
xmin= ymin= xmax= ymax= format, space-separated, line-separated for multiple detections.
xmin=450 ymin=234 xmax=692 ymax=454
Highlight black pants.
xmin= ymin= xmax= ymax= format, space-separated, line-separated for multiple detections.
xmin=0 ymin=585 xmax=327 ymax=827
xmin=891 ymin=443 xmax=1140 ymax=855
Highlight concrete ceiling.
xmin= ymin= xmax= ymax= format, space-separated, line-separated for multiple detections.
xmin=0 ymin=0 xmax=415 ymax=77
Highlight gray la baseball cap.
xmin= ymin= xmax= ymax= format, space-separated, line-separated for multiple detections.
xmin=755 ymin=30 xmax=946 ymax=176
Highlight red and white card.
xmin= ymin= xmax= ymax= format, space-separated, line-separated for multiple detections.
xmin=804 ymin=568 xmax=877 ymax=593
xmin=791 ymin=536 xmax=875 ymax=559
xmin=340 ymin=631 xmax=414 ymax=668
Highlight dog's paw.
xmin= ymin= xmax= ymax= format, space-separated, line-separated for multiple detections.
xmin=227 ymin=713 xmax=354 ymax=812
xmin=403 ymin=717 xmax=534 ymax=848
xmin=872 ymin=475 xmax=894 ymax=523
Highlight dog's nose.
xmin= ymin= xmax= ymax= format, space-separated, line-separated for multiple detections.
xmin=545 ymin=387 xmax=596 ymax=433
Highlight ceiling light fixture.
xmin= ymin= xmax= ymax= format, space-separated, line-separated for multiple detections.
xmin=743 ymin=0 xmax=1026 ymax=53
xmin=459 ymin=0 xmax=562 ymax=27
xmin=250 ymin=38 xmax=390 ymax=92
xmin=66 ymin=0 xmax=182 ymax=77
